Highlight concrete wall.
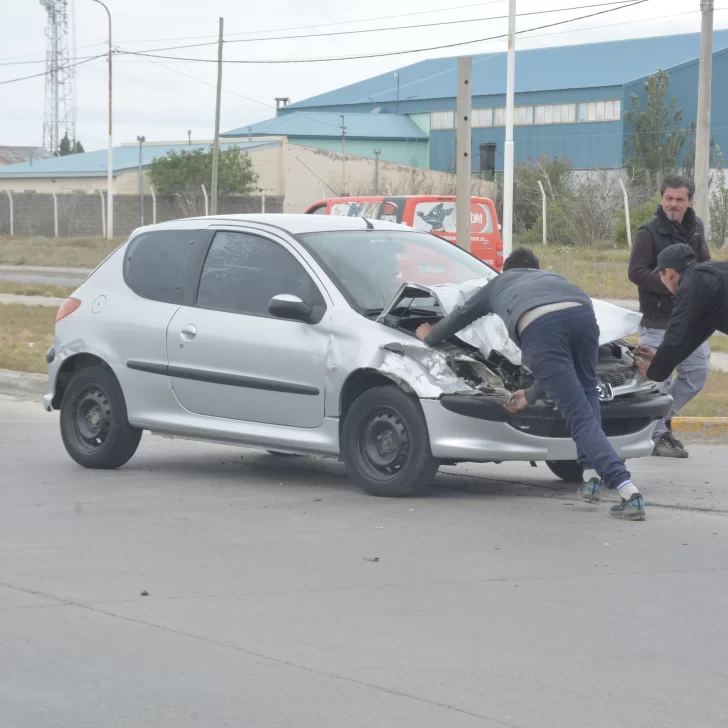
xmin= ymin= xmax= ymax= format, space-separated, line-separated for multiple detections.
xmin=0 ymin=192 xmax=283 ymax=238
xmin=280 ymin=143 xmax=496 ymax=213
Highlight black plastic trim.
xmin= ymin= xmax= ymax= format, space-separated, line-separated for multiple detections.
xmin=439 ymin=392 xmax=674 ymax=423
xmin=126 ymin=360 xmax=319 ymax=396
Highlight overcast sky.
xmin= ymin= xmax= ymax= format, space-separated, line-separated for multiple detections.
xmin=3 ymin=0 xmax=727 ymax=151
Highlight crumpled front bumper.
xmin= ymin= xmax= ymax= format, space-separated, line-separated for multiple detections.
xmin=422 ymin=392 xmax=673 ymax=463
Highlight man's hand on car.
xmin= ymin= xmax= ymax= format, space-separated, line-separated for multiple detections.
xmin=634 ymin=346 xmax=655 ymax=379
xmin=415 ymin=323 xmax=433 ymax=343
xmin=504 ymin=390 xmax=529 ymax=414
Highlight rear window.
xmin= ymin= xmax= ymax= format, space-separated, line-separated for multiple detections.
xmin=123 ymin=230 xmax=207 ymax=304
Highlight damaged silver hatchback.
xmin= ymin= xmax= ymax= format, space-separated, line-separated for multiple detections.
xmin=45 ymin=214 xmax=672 ymax=497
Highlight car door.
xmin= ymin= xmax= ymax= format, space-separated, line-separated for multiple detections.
xmin=165 ymin=229 xmax=330 ymax=429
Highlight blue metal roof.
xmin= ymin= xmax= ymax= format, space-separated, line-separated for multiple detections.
xmin=222 ymin=111 xmax=428 ymax=141
xmin=0 ymin=141 xmax=280 ymax=178
xmin=285 ymin=30 xmax=728 ymax=109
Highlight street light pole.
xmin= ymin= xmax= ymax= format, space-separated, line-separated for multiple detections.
xmin=92 ymin=0 xmax=113 ymax=239
xmin=502 ymin=0 xmax=516 ymax=259
xmin=373 ymin=149 xmax=381 ymax=194
xmin=393 ymin=73 xmax=400 ymax=114
xmin=210 ymin=17 xmax=224 ymax=216
xmin=339 ymin=115 xmax=346 ymax=193
xmin=137 ymin=135 xmax=145 ymax=226
xmin=695 ymin=0 xmax=714 ymax=232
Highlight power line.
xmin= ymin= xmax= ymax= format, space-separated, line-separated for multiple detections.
xmin=0 ymin=0 xmax=509 ymax=64
xmin=0 ymin=54 xmax=104 ymax=86
xmin=121 ymin=1 xmax=637 ymax=55
xmin=119 ymin=0 xmax=652 ymax=65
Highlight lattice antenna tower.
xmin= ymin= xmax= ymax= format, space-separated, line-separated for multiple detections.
xmin=40 ymin=0 xmax=76 ymax=154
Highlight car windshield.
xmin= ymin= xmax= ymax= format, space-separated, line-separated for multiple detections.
xmin=298 ymin=230 xmax=497 ymax=312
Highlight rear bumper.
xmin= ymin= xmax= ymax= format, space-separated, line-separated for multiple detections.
xmin=422 ymin=393 xmax=672 ymax=463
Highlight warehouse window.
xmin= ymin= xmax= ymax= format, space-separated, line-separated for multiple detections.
xmin=578 ymin=99 xmax=622 ymax=123
xmin=431 ymin=111 xmax=454 ymax=129
xmin=516 ymin=106 xmax=533 ymax=125
xmin=473 ymin=108 xmax=493 ymax=127
xmin=494 ymin=107 xmax=505 ymax=126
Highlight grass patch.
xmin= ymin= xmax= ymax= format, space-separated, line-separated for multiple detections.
xmin=537 ymin=245 xmax=728 ymax=300
xmin=0 ymin=281 xmax=76 ymax=298
xmin=0 ymin=304 xmax=56 ymax=373
xmin=623 ymin=333 xmax=728 ymax=354
xmin=0 ymin=236 xmax=123 ymax=268
xmin=681 ymin=370 xmax=728 ymax=418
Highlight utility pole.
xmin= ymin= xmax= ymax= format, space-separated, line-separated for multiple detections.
xmin=393 ymin=73 xmax=400 ymax=114
xmin=373 ymin=149 xmax=381 ymax=194
xmin=187 ymin=129 xmax=191 ymax=145
xmin=210 ymin=17 xmax=224 ymax=216
xmin=455 ymin=56 xmax=472 ymax=252
xmin=339 ymin=115 xmax=346 ymax=193
xmin=502 ymin=0 xmax=516 ymax=259
xmin=137 ymin=135 xmax=145 ymax=226
xmin=695 ymin=0 xmax=714 ymax=231
xmin=92 ymin=0 xmax=113 ymax=238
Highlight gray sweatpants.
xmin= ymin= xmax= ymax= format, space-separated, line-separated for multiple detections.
xmin=639 ymin=326 xmax=710 ymax=442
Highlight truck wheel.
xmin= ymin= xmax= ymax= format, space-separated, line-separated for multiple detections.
xmin=341 ymin=385 xmax=439 ymax=497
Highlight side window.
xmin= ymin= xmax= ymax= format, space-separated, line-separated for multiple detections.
xmin=308 ymin=204 xmax=328 ymax=215
xmin=196 ymin=231 xmax=325 ymax=318
xmin=124 ymin=230 xmax=206 ymax=304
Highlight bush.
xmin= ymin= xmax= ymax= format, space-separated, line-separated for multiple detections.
xmin=614 ymin=193 xmax=660 ymax=247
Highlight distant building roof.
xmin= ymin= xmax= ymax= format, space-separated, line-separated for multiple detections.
xmin=0 ymin=141 xmax=280 ymax=179
xmin=222 ymin=111 xmax=429 ymax=141
xmin=285 ymin=30 xmax=728 ymax=109
xmin=0 ymin=146 xmax=53 ymax=166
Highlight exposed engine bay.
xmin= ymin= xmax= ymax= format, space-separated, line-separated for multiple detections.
xmin=375 ymin=282 xmax=649 ymax=400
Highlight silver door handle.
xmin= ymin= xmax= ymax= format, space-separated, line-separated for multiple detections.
xmin=180 ymin=324 xmax=197 ymax=341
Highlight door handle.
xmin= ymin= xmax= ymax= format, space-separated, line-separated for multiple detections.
xmin=180 ymin=324 xmax=197 ymax=341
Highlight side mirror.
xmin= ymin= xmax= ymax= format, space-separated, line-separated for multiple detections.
xmin=268 ymin=294 xmax=313 ymax=322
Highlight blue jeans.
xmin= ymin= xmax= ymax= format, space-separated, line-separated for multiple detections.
xmin=520 ymin=305 xmax=631 ymax=490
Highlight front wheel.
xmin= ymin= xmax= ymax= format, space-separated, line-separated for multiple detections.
xmin=341 ymin=385 xmax=440 ymax=497
xmin=60 ymin=365 xmax=142 ymax=469
xmin=546 ymin=460 xmax=584 ymax=483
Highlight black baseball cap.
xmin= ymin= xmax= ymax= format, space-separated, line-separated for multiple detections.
xmin=654 ymin=243 xmax=696 ymax=273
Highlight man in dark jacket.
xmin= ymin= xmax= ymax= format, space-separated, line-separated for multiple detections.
xmin=415 ymin=248 xmax=646 ymax=521
xmin=635 ymin=244 xmax=728 ymax=383
xmin=628 ymin=175 xmax=711 ymax=458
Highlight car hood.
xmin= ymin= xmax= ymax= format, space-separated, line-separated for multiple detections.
xmin=379 ymin=277 xmax=642 ymax=365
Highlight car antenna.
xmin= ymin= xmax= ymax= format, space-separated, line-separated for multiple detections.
xmin=294 ymin=156 xmax=374 ymax=229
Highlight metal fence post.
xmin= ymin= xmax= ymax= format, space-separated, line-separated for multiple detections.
xmin=619 ymin=178 xmax=632 ymax=246
xmin=150 ymin=185 xmax=157 ymax=224
xmin=537 ymin=180 xmax=547 ymax=245
xmin=99 ymin=189 xmax=106 ymax=238
xmin=201 ymin=184 xmax=209 ymax=216
xmin=5 ymin=191 xmax=13 ymax=236
xmin=51 ymin=191 xmax=59 ymax=238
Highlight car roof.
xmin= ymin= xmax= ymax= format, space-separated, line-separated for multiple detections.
xmin=130 ymin=213 xmax=420 ymax=237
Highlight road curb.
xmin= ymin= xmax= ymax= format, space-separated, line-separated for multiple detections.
xmin=0 ymin=369 xmax=46 ymax=399
xmin=672 ymin=417 xmax=728 ymax=441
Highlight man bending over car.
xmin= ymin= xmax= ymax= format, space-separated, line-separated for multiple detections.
xmin=415 ymin=248 xmax=645 ymax=522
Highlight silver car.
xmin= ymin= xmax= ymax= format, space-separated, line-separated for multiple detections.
xmin=45 ymin=214 xmax=671 ymax=496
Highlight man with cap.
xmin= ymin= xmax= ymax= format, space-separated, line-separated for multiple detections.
xmin=635 ymin=243 xmax=728 ymax=385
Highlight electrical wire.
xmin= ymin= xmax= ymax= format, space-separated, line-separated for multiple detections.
xmin=0 ymin=54 xmax=105 ymax=85
xmin=119 ymin=0 xmax=652 ymax=65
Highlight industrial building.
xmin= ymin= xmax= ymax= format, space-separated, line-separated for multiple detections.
xmin=238 ymin=30 xmax=728 ymax=174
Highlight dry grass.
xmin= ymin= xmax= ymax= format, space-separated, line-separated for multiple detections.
xmin=538 ymin=245 xmax=728 ymax=299
xmin=681 ymin=370 xmax=728 ymax=418
xmin=0 ymin=281 xmax=76 ymax=298
xmin=0 ymin=236 xmax=123 ymax=268
xmin=0 ymin=305 xmax=56 ymax=373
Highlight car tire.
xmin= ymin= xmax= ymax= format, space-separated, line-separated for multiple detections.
xmin=341 ymin=385 xmax=440 ymax=497
xmin=60 ymin=365 xmax=142 ymax=469
xmin=546 ymin=460 xmax=584 ymax=483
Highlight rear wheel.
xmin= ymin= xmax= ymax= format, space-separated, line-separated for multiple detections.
xmin=341 ymin=385 xmax=439 ymax=497
xmin=546 ymin=460 xmax=584 ymax=483
xmin=60 ymin=365 xmax=142 ymax=469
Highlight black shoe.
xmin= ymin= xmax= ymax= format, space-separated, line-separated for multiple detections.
xmin=610 ymin=494 xmax=646 ymax=521
xmin=652 ymin=433 xmax=688 ymax=459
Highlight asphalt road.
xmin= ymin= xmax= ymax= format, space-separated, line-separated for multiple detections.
xmin=1 ymin=394 xmax=727 ymax=728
